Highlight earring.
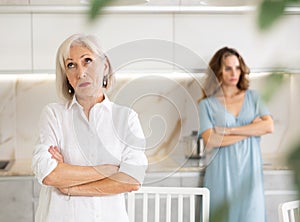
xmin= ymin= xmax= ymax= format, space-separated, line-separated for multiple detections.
xmin=102 ymin=75 xmax=108 ymax=88
xmin=68 ymin=88 xmax=72 ymax=94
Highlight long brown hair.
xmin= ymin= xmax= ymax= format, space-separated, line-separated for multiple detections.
xmin=202 ymin=47 xmax=250 ymax=99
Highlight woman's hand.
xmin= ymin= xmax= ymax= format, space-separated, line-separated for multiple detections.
xmin=58 ymin=187 xmax=68 ymax=195
xmin=252 ymin=116 xmax=263 ymax=123
xmin=48 ymin=145 xmax=64 ymax=163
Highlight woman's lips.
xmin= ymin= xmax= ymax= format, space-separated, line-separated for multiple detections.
xmin=78 ymin=82 xmax=91 ymax=87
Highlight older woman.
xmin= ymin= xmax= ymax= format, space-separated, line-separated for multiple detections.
xmin=32 ymin=33 xmax=148 ymax=222
xmin=199 ymin=47 xmax=273 ymax=222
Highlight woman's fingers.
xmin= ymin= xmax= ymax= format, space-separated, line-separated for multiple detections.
xmin=48 ymin=145 xmax=64 ymax=163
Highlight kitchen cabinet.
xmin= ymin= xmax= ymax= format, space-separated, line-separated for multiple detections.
xmin=0 ymin=169 xmax=297 ymax=222
xmin=32 ymin=13 xmax=173 ymax=71
xmin=0 ymin=14 xmax=32 ymax=71
xmin=174 ymin=13 xmax=300 ymax=70
xmin=0 ymin=176 xmax=34 ymax=222
xmin=264 ymin=170 xmax=298 ymax=222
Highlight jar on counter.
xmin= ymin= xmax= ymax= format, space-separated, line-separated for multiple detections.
xmin=183 ymin=130 xmax=204 ymax=159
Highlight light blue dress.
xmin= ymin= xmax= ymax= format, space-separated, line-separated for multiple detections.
xmin=199 ymin=90 xmax=270 ymax=222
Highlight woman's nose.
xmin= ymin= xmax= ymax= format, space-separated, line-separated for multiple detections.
xmin=232 ymin=69 xmax=238 ymax=76
xmin=77 ymin=65 xmax=87 ymax=79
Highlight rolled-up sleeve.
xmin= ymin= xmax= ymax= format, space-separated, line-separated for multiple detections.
xmin=119 ymin=111 xmax=148 ymax=184
xmin=32 ymin=105 xmax=59 ymax=185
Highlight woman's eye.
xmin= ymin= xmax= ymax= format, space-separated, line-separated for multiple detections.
xmin=84 ymin=58 xmax=93 ymax=64
xmin=67 ymin=63 xmax=75 ymax=69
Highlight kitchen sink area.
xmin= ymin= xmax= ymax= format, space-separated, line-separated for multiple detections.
xmin=0 ymin=160 xmax=13 ymax=171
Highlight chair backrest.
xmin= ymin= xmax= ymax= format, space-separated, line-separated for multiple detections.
xmin=126 ymin=186 xmax=210 ymax=222
xmin=278 ymin=200 xmax=300 ymax=222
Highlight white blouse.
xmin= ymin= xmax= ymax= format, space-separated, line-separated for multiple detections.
xmin=32 ymin=96 xmax=148 ymax=222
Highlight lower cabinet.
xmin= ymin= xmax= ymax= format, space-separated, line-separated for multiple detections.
xmin=264 ymin=170 xmax=298 ymax=222
xmin=0 ymin=170 xmax=298 ymax=222
xmin=0 ymin=177 xmax=34 ymax=222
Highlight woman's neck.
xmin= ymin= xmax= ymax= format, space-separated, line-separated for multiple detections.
xmin=76 ymin=93 xmax=105 ymax=119
xmin=220 ymin=86 xmax=241 ymax=98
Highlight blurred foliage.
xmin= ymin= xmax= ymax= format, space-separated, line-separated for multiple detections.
xmin=88 ymin=0 xmax=115 ymax=21
xmin=257 ymin=0 xmax=300 ymax=30
xmin=288 ymin=140 xmax=300 ymax=200
xmin=210 ymin=201 xmax=229 ymax=222
xmin=257 ymin=0 xmax=285 ymax=30
xmin=261 ymin=72 xmax=285 ymax=103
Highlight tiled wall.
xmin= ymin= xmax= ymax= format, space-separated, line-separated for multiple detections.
xmin=0 ymin=73 xmax=299 ymax=165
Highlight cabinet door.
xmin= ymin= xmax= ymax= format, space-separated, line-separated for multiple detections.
xmin=0 ymin=14 xmax=31 ymax=71
xmin=32 ymin=13 xmax=173 ymax=71
xmin=264 ymin=171 xmax=298 ymax=222
xmin=0 ymin=179 xmax=33 ymax=222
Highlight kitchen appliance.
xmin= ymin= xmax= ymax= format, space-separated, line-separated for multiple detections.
xmin=183 ymin=130 xmax=205 ymax=159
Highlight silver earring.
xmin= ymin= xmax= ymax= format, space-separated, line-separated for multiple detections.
xmin=102 ymin=76 xmax=108 ymax=88
xmin=68 ymin=89 xmax=72 ymax=94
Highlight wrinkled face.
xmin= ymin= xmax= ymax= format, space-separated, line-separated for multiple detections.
xmin=65 ymin=45 xmax=108 ymax=99
xmin=221 ymin=55 xmax=241 ymax=87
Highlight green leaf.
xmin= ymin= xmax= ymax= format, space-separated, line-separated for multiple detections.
xmin=288 ymin=140 xmax=300 ymax=200
xmin=261 ymin=73 xmax=285 ymax=102
xmin=286 ymin=0 xmax=300 ymax=3
xmin=88 ymin=0 xmax=115 ymax=21
xmin=257 ymin=0 xmax=286 ymax=30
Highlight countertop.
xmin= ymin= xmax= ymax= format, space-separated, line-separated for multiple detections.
xmin=0 ymin=152 xmax=291 ymax=177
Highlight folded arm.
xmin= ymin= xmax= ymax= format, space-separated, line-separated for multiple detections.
xmin=202 ymin=128 xmax=248 ymax=149
xmin=42 ymin=146 xmax=119 ymax=188
xmin=202 ymin=115 xmax=274 ymax=149
xmin=44 ymin=145 xmax=142 ymax=197
xmin=59 ymin=172 xmax=140 ymax=197
xmin=222 ymin=115 xmax=274 ymax=136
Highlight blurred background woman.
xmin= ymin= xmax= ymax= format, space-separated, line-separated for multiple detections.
xmin=199 ymin=47 xmax=273 ymax=222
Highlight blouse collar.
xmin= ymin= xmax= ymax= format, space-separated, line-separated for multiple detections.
xmin=67 ymin=94 xmax=111 ymax=111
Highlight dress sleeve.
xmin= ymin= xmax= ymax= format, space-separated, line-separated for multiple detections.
xmin=199 ymin=98 xmax=214 ymax=135
xmin=32 ymin=105 xmax=59 ymax=185
xmin=118 ymin=111 xmax=148 ymax=184
xmin=251 ymin=90 xmax=271 ymax=117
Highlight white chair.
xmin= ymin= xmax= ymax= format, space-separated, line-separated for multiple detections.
xmin=126 ymin=186 xmax=210 ymax=222
xmin=278 ymin=200 xmax=300 ymax=222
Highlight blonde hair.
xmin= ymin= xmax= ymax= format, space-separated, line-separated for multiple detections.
xmin=55 ymin=33 xmax=114 ymax=101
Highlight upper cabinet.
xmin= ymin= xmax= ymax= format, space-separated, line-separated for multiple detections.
xmin=32 ymin=13 xmax=173 ymax=71
xmin=174 ymin=13 xmax=300 ymax=71
xmin=0 ymin=14 xmax=31 ymax=71
xmin=0 ymin=2 xmax=299 ymax=72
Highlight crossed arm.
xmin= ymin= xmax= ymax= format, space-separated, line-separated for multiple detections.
xmin=43 ymin=146 xmax=140 ymax=197
xmin=202 ymin=115 xmax=274 ymax=149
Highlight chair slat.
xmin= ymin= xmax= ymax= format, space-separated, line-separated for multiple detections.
xmin=127 ymin=186 xmax=210 ymax=222
xmin=155 ymin=193 xmax=160 ymax=222
xmin=178 ymin=194 xmax=183 ymax=222
xmin=279 ymin=200 xmax=300 ymax=222
xmin=143 ymin=193 xmax=148 ymax=222
xmin=190 ymin=195 xmax=195 ymax=222
xmin=166 ymin=194 xmax=171 ymax=222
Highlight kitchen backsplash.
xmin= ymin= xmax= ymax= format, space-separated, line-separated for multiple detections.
xmin=0 ymin=72 xmax=299 ymax=166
